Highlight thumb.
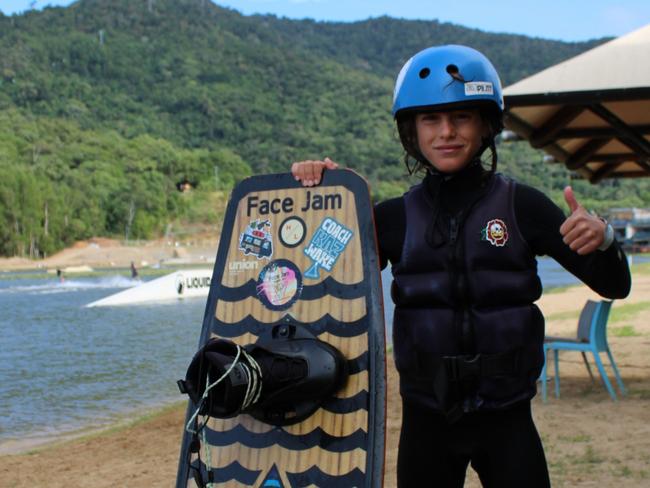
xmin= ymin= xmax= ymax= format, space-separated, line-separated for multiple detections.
xmin=564 ymin=186 xmax=580 ymax=214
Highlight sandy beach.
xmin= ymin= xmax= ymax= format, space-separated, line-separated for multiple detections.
xmin=1 ymin=243 xmax=649 ymax=487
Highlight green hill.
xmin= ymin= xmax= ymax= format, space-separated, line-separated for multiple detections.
xmin=0 ymin=0 xmax=647 ymax=257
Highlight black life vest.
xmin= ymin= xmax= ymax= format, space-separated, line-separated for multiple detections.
xmin=391 ymin=174 xmax=545 ymax=414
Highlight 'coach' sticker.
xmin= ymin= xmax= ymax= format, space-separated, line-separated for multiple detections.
xmin=465 ymin=81 xmax=494 ymax=96
xmin=482 ymin=218 xmax=508 ymax=247
xmin=256 ymin=260 xmax=302 ymax=311
xmin=303 ymin=217 xmax=353 ymax=279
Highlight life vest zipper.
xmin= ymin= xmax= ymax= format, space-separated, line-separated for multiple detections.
xmin=449 ymin=215 xmax=478 ymax=412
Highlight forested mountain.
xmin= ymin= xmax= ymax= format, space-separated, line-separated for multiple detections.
xmin=1 ymin=0 xmax=648 ymax=257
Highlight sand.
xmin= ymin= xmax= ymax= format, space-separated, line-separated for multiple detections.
xmin=0 ymin=237 xmax=220 ymax=272
xmin=1 ymin=244 xmax=649 ymax=487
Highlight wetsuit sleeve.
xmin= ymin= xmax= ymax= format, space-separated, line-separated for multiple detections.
xmin=374 ymin=197 xmax=406 ymax=270
xmin=514 ymin=183 xmax=631 ymax=299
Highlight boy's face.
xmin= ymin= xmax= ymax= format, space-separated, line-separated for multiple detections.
xmin=415 ymin=108 xmax=486 ymax=174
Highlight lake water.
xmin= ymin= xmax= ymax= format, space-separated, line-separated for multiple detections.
xmin=0 ymin=255 xmax=642 ymax=449
xmin=0 ymin=274 xmax=204 ymax=450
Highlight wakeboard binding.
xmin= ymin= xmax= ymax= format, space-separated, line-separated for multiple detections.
xmin=179 ymin=320 xmax=349 ymax=426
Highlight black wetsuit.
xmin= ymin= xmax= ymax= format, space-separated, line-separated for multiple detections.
xmin=374 ymin=164 xmax=631 ymax=488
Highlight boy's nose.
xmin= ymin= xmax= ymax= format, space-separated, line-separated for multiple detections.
xmin=439 ymin=116 xmax=456 ymax=138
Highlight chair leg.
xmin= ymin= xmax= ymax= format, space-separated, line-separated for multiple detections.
xmin=581 ymin=352 xmax=595 ymax=383
xmin=592 ymin=350 xmax=617 ymax=401
xmin=606 ymin=348 xmax=627 ymax=396
xmin=553 ymin=349 xmax=560 ymax=398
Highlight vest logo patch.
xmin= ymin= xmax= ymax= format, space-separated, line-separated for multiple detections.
xmin=482 ymin=218 xmax=508 ymax=247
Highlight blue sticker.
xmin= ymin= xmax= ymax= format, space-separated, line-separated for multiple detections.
xmin=256 ymin=260 xmax=303 ymax=311
xmin=303 ymin=217 xmax=354 ymax=280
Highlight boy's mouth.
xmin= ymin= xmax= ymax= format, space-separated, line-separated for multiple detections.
xmin=434 ymin=144 xmax=463 ymax=153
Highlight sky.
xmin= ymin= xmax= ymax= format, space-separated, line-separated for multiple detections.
xmin=1 ymin=0 xmax=649 ymax=42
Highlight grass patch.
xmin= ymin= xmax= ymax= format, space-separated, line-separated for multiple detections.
xmin=545 ymin=310 xmax=580 ymax=322
xmin=543 ymin=284 xmax=577 ymax=295
xmin=613 ymin=465 xmax=634 ymax=478
xmin=630 ymin=260 xmax=650 ymax=275
xmin=548 ymin=459 xmax=568 ymax=476
xmin=574 ymin=445 xmax=605 ymax=465
xmin=558 ymin=434 xmax=591 ymax=443
xmin=0 ymin=272 xmax=49 ymax=280
xmin=609 ymin=325 xmax=641 ymax=337
xmin=631 ymin=388 xmax=650 ymax=400
xmin=609 ymin=301 xmax=650 ymax=323
xmin=545 ymin=300 xmax=650 ymax=325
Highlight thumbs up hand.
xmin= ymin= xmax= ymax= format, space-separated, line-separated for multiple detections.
xmin=559 ymin=186 xmax=607 ymax=255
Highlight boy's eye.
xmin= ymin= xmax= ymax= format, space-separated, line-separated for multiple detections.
xmin=421 ymin=114 xmax=440 ymax=122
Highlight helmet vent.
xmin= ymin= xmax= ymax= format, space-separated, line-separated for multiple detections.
xmin=446 ymin=64 xmax=465 ymax=82
xmin=418 ymin=68 xmax=430 ymax=79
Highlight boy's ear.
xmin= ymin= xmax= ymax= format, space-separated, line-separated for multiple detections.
xmin=480 ymin=116 xmax=492 ymax=139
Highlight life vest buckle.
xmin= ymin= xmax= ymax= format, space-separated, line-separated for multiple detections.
xmin=444 ymin=354 xmax=482 ymax=381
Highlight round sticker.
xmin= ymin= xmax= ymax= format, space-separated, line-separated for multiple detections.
xmin=279 ymin=216 xmax=306 ymax=248
xmin=256 ymin=259 xmax=303 ymax=311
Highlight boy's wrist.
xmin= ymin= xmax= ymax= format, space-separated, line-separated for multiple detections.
xmin=597 ymin=217 xmax=615 ymax=251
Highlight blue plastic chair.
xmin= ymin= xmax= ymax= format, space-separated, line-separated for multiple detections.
xmin=540 ymin=300 xmax=626 ymax=402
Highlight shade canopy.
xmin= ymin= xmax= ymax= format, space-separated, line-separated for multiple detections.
xmin=503 ymin=24 xmax=650 ymax=182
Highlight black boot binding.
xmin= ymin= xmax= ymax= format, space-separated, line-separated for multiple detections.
xmin=178 ymin=321 xmax=349 ymax=426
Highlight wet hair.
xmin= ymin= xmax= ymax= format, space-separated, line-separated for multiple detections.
xmin=396 ymin=102 xmax=504 ymax=176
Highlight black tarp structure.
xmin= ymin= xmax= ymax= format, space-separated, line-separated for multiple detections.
xmin=503 ymin=24 xmax=650 ymax=183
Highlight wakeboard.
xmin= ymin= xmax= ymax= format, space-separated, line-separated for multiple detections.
xmin=176 ymin=169 xmax=386 ymax=488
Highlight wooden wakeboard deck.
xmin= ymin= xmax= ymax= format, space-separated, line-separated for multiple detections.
xmin=176 ymin=170 xmax=386 ymax=488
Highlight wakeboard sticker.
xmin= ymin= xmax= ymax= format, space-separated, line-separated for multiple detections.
xmin=176 ymin=170 xmax=386 ymax=488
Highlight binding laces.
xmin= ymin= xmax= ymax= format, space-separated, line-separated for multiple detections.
xmin=184 ymin=344 xmax=264 ymax=488
xmin=185 ymin=344 xmax=263 ymax=435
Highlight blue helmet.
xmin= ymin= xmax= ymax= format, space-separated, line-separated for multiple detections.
xmin=392 ymin=45 xmax=504 ymax=117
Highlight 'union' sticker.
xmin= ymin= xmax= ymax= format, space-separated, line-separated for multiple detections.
xmin=482 ymin=218 xmax=508 ymax=247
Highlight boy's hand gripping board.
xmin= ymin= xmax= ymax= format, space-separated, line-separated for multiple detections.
xmin=176 ymin=170 xmax=386 ymax=487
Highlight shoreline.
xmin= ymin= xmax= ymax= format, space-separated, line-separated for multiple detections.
xmin=0 ymin=237 xmax=219 ymax=273
xmin=0 ymin=400 xmax=187 ymax=456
